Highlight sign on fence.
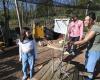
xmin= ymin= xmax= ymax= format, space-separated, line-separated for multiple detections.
xmin=54 ymin=18 xmax=70 ymax=35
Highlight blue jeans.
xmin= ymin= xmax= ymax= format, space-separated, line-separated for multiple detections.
xmin=22 ymin=51 xmax=35 ymax=79
xmin=85 ymin=51 xmax=100 ymax=78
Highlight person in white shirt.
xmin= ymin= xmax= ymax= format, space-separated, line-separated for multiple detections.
xmin=18 ymin=27 xmax=36 ymax=80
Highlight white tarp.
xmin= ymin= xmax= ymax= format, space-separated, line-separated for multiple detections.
xmin=54 ymin=18 xmax=70 ymax=35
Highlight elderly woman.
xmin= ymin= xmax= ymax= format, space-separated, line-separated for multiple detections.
xmin=18 ymin=27 xmax=36 ymax=80
xmin=74 ymin=12 xmax=100 ymax=80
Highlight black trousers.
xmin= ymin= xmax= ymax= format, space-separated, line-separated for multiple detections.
xmin=69 ymin=36 xmax=80 ymax=54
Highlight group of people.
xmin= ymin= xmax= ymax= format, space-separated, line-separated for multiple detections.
xmin=17 ymin=12 xmax=100 ymax=80
xmin=68 ymin=12 xmax=100 ymax=80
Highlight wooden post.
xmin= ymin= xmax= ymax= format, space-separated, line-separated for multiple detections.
xmin=14 ymin=0 xmax=22 ymax=39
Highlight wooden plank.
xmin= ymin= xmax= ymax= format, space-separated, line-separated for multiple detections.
xmin=47 ymin=45 xmax=62 ymax=51
xmin=51 ymin=61 xmax=69 ymax=80
xmin=33 ymin=58 xmax=61 ymax=80
xmin=33 ymin=57 xmax=81 ymax=80
xmin=32 ymin=59 xmax=53 ymax=80
xmin=41 ymin=58 xmax=61 ymax=80
xmin=4 ymin=46 xmax=18 ymax=51
xmin=51 ymin=61 xmax=76 ymax=80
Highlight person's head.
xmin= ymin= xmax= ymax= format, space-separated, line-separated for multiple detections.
xmin=21 ymin=27 xmax=33 ymax=41
xmin=84 ymin=12 xmax=96 ymax=28
xmin=72 ymin=14 xmax=78 ymax=22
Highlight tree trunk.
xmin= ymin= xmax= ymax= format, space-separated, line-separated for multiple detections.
xmin=2 ymin=0 xmax=10 ymax=47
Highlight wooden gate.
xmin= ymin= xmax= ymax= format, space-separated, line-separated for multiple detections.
xmin=32 ymin=58 xmax=84 ymax=80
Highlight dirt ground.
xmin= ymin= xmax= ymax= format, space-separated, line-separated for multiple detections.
xmin=0 ymin=39 xmax=100 ymax=80
xmin=0 ymin=40 xmax=62 ymax=80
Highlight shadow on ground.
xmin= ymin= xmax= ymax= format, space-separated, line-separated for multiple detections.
xmin=0 ymin=46 xmax=22 ymax=80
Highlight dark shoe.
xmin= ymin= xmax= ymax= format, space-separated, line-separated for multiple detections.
xmin=84 ymin=77 xmax=93 ymax=80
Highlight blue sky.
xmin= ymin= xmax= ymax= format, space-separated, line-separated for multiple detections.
xmin=0 ymin=0 xmax=75 ymax=10
xmin=53 ymin=0 xmax=75 ymax=5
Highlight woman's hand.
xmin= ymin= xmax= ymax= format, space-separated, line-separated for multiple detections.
xmin=74 ymin=41 xmax=81 ymax=45
xmin=74 ymin=30 xmax=95 ymax=45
